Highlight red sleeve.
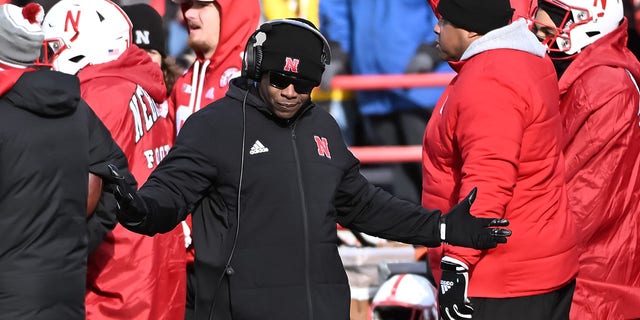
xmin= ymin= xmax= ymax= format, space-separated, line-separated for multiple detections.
xmin=446 ymin=78 xmax=525 ymax=266
xmin=81 ymin=79 xmax=137 ymax=158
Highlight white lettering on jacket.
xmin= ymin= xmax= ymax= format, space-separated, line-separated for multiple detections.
xmin=143 ymin=144 xmax=171 ymax=169
xmin=129 ymin=85 xmax=160 ymax=143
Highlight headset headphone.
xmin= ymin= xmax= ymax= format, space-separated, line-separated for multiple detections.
xmin=242 ymin=19 xmax=332 ymax=82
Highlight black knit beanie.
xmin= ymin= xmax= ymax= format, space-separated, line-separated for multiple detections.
xmin=437 ymin=0 xmax=514 ymax=35
xmin=122 ymin=4 xmax=167 ymax=57
xmin=259 ymin=19 xmax=325 ymax=84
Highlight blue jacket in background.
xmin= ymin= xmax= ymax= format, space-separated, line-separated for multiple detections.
xmin=319 ymin=0 xmax=451 ymax=115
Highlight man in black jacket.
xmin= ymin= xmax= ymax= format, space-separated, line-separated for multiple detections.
xmin=0 ymin=3 xmax=134 ymax=319
xmin=107 ymin=18 xmax=511 ymax=320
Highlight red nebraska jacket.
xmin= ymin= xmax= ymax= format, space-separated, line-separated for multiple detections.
xmin=78 ymin=46 xmax=186 ymax=320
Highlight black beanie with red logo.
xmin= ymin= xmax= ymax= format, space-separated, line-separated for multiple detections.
xmin=259 ymin=20 xmax=325 ymax=84
xmin=437 ymin=0 xmax=514 ymax=35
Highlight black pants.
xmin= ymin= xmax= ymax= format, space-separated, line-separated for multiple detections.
xmin=469 ymin=280 xmax=576 ymax=320
xmin=185 ymin=264 xmax=196 ymax=320
xmin=360 ymin=109 xmax=431 ymax=203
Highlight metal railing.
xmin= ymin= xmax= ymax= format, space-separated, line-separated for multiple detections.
xmin=321 ymin=72 xmax=455 ymax=163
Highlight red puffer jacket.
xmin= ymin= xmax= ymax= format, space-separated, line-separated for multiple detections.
xmin=422 ymin=20 xmax=579 ymax=298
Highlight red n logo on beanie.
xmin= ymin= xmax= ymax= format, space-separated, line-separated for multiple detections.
xmin=283 ymin=57 xmax=299 ymax=73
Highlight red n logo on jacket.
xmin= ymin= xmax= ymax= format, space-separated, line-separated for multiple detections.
xmin=314 ymin=135 xmax=331 ymax=159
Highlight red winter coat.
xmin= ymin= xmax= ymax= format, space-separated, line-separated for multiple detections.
xmin=78 ymin=46 xmax=187 ymax=320
xmin=558 ymin=20 xmax=640 ymax=320
xmin=422 ymin=20 xmax=579 ymax=298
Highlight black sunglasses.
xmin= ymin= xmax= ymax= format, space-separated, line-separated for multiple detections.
xmin=269 ymin=72 xmax=317 ymax=94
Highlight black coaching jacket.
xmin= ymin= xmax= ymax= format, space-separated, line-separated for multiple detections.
xmin=0 ymin=69 xmax=131 ymax=320
xmin=122 ymin=78 xmax=443 ymax=320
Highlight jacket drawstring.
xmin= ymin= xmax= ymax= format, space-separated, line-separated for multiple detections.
xmin=187 ymin=59 xmax=212 ymax=117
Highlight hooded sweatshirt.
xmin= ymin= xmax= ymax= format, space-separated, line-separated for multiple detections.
xmin=78 ymin=45 xmax=187 ymax=320
xmin=422 ymin=19 xmax=579 ymax=298
xmin=168 ymin=0 xmax=260 ymax=134
xmin=0 ymin=67 xmax=131 ymax=320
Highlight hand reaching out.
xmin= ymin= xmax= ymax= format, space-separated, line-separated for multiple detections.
xmin=440 ymin=187 xmax=512 ymax=249
xmin=104 ymin=164 xmax=145 ymax=223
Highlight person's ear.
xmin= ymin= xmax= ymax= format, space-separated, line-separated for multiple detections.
xmin=467 ymin=31 xmax=481 ymax=39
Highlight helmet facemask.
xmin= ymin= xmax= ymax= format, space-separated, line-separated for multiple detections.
xmin=36 ymin=37 xmax=68 ymax=68
xmin=532 ymin=0 xmax=624 ymax=59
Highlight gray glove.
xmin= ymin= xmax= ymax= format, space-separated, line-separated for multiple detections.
xmin=405 ymin=43 xmax=441 ymax=74
xmin=320 ymin=41 xmax=350 ymax=91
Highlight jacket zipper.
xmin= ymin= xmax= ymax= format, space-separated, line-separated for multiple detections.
xmin=290 ymin=123 xmax=314 ymax=320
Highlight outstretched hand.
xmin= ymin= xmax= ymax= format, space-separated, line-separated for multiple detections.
xmin=440 ymin=187 xmax=512 ymax=249
xmin=104 ymin=164 xmax=145 ymax=222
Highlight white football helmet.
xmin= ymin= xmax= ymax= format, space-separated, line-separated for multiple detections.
xmin=41 ymin=0 xmax=131 ymax=74
xmin=369 ymin=274 xmax=438 ymax=320
xmin=534 ymin=0 xmax=623 ymax=56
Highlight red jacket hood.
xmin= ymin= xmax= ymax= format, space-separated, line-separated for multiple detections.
xmin=77 ymin=45 xmax=167 ymax=103
xmin=169 ymin=0 xmax=260 ymax=133
xmin=192 ymin=0 xmax=260 ymax=66
xmin=560 ymin=19 xmax=640 ymax=93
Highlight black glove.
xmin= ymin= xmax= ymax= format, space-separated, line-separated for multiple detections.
xmin=105 ymin=164 xmax=145 ymax=223
xmin=405 ymin=42 xmax=441 ymax=74
xmin=439 ymin=256 xmax=473 ymax=320
xmin=440 ymin=187 xmax=512 ymax=249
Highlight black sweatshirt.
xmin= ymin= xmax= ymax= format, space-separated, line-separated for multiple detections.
xmin=122 ymin=78 xmax=441 ymax=320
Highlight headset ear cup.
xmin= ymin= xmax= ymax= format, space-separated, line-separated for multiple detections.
xmin=242 ymin=37 xmax=255 ymax=80
xmin=253 ymin=46 xmax=263 ymax=81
